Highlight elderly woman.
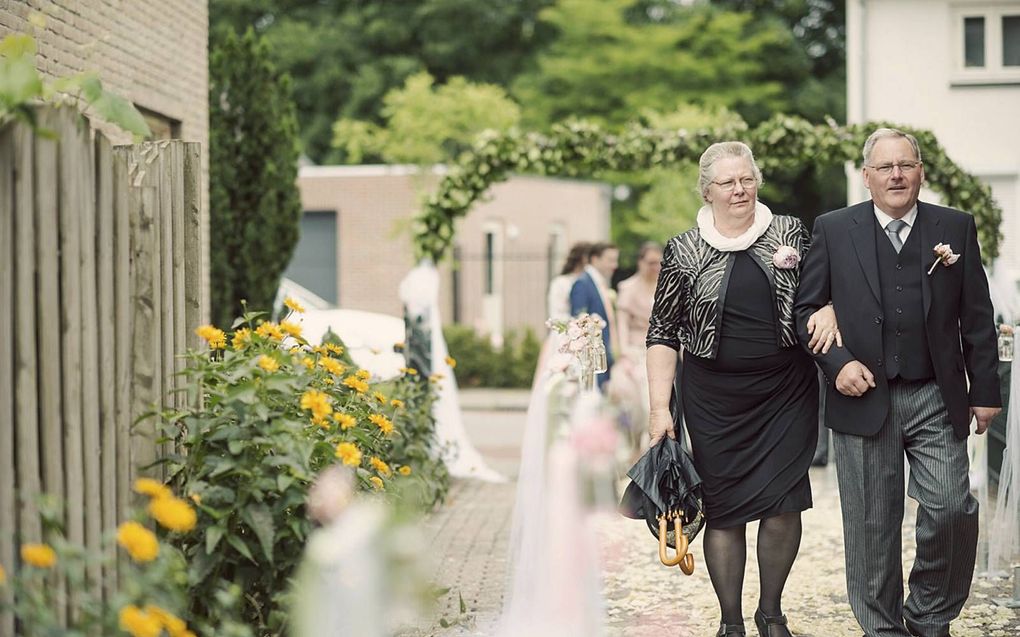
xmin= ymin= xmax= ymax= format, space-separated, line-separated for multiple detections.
xmin=646 ymin=142 xmax=839 ymax=637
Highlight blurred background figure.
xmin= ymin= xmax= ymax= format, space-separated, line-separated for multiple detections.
xmin=610 ymin=241 xmax=663 ymax=452
xmin=570 ymin=242 xmax=620 ymax=390
xmin=548 ymin=242 xmax=592 ymax=322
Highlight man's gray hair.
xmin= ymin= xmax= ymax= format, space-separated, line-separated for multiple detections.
xmin=697 ymin=141 xmax=763 ymax=202
xmin=862 ymin=128 xmax=923 ymax=164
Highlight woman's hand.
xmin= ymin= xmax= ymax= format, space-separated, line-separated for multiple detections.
xmin=648 ymin=408 xmax=675 ymax=447
xmin=806 ymin=304 xmax=842 ymax=354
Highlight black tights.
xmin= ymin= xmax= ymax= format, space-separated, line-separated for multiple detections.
xmin=703 ymin=511 xmax=803 ymax=627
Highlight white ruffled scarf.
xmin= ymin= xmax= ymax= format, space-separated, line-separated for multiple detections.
xmin=697 ymin=201 xmax=773 ymax=252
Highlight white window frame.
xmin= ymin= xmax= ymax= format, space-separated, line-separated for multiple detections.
xmin=951 ymin=3 xmax=1020 ymax=85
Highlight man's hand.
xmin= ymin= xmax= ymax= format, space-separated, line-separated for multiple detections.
xmin=648 ymin=408 xmax=675 ymax=447
xmin=970 ymin=406 xmax=1002 ymax=435
xmin=835 ymin=360 xmax=876 ymax=397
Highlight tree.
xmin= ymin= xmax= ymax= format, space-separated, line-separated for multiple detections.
xmin=332 ymin=72 xmax=521 ymax=164
xmin=209 ymin=28 xmax=303 ymax=328
xmin=209 ymin=0 xmax=553 ymax=163
xmin=511 ymin=0 xmax=811 ymax=129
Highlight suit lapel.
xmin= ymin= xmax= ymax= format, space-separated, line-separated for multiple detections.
xmin=849 ymin=204 xmax=882 ymax=305
xmin=916 ymin=202 xmax=944 ymax=318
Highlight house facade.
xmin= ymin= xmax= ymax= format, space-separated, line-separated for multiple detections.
xmin=846 ymin=0 xmax=1020 ymax=284
xmin=291 ymin=165 xmax=612 ymax=336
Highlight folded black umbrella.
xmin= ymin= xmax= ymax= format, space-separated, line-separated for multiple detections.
xmin=619 ymin=435 xmax=705 ymax=572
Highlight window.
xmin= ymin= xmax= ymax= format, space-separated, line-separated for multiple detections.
xmin=953 ymin=6 xmax=1020 ymax=83
xmin=965 ymin=16 xmax=986 ymax=67
xmin=282 ymin=211 xmax=338 ymax=305
xmin=484 ymin=231 xmax=494 ymax=295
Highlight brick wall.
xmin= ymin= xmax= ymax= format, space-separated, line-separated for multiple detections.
xmin=297 ymin=166 xmax=612 ymax=335
xmin=0 ymin=0 xmax=210 ymax=318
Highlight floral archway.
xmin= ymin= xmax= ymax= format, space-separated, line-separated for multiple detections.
xmin=412 ymin=115 xmax=1003 ymax=264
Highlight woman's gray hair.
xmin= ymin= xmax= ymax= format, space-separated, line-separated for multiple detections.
xmin=697 ymin=141 xmax=763 ymax=202
xmin=862 ymin=128 xmax=922 ymax=164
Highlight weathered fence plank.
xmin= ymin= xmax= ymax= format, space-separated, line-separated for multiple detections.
xmin=95 ymin=134 xmax=118 ymax=598
xmin=34 ymin=109 xmax=64 ymax=509
xmin=0 ymin=112 xmax=17 ymax=637
xmin=13 ymin=123 xmax=42 ymax=544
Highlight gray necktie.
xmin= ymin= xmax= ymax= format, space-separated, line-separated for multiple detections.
xmin=885 ymin=219 xmax=907 ymax=253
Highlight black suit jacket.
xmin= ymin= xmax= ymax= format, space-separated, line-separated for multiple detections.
xmin=793 ymin=200 xmax=1001 ymax=439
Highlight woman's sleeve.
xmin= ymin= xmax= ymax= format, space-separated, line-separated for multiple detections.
xmin=645 ymin=240 xmax=684 ymax=351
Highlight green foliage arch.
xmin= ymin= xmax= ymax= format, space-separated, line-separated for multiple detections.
xmin=414 ymin=115 xmax=1002 ymax=264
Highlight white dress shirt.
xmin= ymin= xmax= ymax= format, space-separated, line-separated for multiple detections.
xmin=874 ymin=203 xmax=918 ymax=244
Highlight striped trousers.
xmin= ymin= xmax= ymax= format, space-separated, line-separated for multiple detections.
xmin=832 ymin=379 xmax=977 ymax=637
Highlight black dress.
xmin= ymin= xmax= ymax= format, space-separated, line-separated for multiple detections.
xmin=681 ymin=251 xmax=818 ymax=529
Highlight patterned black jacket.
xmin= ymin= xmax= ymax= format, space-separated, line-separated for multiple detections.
xmin=645 ymin=214 xmax=811 ymax=358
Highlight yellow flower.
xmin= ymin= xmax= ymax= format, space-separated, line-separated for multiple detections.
xmin=280 ymin=320 xmax=303 ymax=338
xmin=300 ymin=389 xmax=333 ymax=420
xmin=335 ymin=442 xmax=362 ymax=467
xmin=190 ymin=493 xmax=202 ymax=505
xmin=0 ymin=564 xmax=7 ymax=585
xmin=399 ymin=466 xmax=412 ymax=476
xmin=231 ymin=327 xmax=252 ymax=351
xmin=322 ymin=377 xmax=335 ymax=385
xmin=116 ymin=521 xmax=159 ymax=562
xmin=134 ymin=477 xmax=172 ymax=500
xmin=394 ymin=341 xmax=405 ymax=351
xmin=21 ymin=543 xmax=57 ymax=568
xmin=333 ymin=413 xmax=356 ymax=430
xmin=257 ymin=355 xmax=279 ymax=373
xmin=342 ymin=376 xmax=368 ymax=393
xmin=399 ymin=367 xmax=418 ymax=376
xmin=429 ymin=373 xmax=444 ymax=383
xmin=445 ymin=356 xmax=457 ymax=369
xmin=301 ymin=356 xmax=315 ymax=370
xmin=368 ymin=413 xmax=394 ymax=435
xmin=368 ymin=456 xmax=392 ymax=477
xmin=145 ymin=604 xmax=191 ymax=637
xmin=255 ymin=321 xmax=284 ymax=341
xmin=369 ymin=476 xmax=384 ymax=490
xmin=119 ymin=605 xmax=162 ymax=637
xmin=325 ymin=343 xmax=344 ymax=355
xmin=284 ymin=296 xmax=306 ymax=313
xmin=355 ymin=369 xmax=371 ymax=380
xmin=319 ymin=357 xmax=346 ymax=376
xmin=148 ymin=496 xmax=197 ymax=532
xmin=390 ymin=399 xmax=404 ymax=409
xmin=373 ymin=391 xmax=387 ymax=404
xmin=312 ymin=414 xmax=330 ymax=429
xmin=288 ymin=346 xmax=301 ymax=355
xmin=195 ymin=325 xmax=226 ymax=349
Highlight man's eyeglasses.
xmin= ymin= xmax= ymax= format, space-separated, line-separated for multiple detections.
xmin=712 ymin=177 xmax=757 ymax=192
xmin=865 ymin=161 xmax=922 ymax=175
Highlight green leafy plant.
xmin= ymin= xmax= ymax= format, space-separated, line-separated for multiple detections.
xmin=0 ymin=29 xmax=150 ymax=138
xmin=444 ymin=325 xmax=540 ymax=389
xmin=154 ymin=304 xmax=447 ymax=635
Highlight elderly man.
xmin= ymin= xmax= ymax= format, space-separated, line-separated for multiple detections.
xmin=794 ymin=128 xmax=1001 ymax=637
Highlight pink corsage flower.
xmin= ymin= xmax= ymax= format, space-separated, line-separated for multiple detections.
xmin=927 ymin=243 xmax=960 ymax=275
xmin=772 ymin=245 xmax=800 ymax=269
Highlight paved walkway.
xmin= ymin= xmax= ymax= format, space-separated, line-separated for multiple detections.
xmin=402 ymin=389 xmax=1020 ymax=637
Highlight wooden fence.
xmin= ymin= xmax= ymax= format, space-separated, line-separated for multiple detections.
xmin=0 ymin=106 xmax=203 ymax=633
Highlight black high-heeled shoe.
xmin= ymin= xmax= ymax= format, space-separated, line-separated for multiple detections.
xmin=715 ymin=622 xmax=746 ymax=636
xmin=754 ymin=608 xmax=792 ymax=637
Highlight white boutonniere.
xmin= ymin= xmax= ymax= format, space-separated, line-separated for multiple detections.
xmin=772 ymin=245 xmax=800 ymax=269
xmin=927 ymin=243 xmax=960 ymax=275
